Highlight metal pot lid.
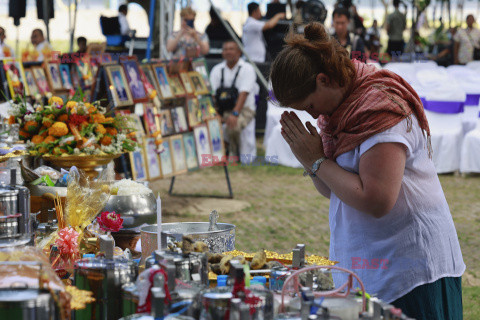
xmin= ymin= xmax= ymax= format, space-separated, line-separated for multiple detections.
xmin=75 ymin=257 xmax=136 ymax=270
xmin=0 ymin=185 xmax=19 ymax=197
xmin=0 ymin=289 xmax=51 ymax=307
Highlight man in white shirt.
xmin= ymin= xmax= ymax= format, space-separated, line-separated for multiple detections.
xmin=118 ymin=4 xmax=131 ymax=36
xmin=210 ymin=40 xmax=258 ymax=162
xmin=0 ymin=27 xmax=14 ymax=59
xmin=454 ymin=14 xmax=480 ymax=64
xmin=30 ymin=29 xmax=53 ymax=62
xmin=242 ymin=2 xmax=285 ymax=63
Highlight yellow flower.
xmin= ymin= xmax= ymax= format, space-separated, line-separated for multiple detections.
xmin=95 ymin=124 xmax=107 ymax=135
xmin=49 ymin=96 xmax=64 ymax=106
xmin=66 ymin=101 xmax=78 ymax=113
xmin=48 ymin=122 xmax=69 ymax=137
xmin=149 ymin=90 xmax=157 ymax=99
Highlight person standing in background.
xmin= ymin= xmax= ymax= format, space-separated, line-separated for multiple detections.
xmin=118 ymin=4 xmax=131 ymax=36
xmin=242 ymin=2 xmax=285 ymax=63
xmin=331 ymin=7 xmax=365 ymax=59
xmin=76 ymin=37 xmax=87 ymax=54
xmin=385 ymin=0 xmax=407 ymax=58
xmin=0 ymin=27 xmax=14 ymax=59
xmin=30 ymin=29 xmax=53 ymax=62
xmin=454 ymin=15 xmax=480 ymax=65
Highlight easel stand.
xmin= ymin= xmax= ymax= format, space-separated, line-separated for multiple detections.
xmin=168 ymin=165 xmax=234 ymax=199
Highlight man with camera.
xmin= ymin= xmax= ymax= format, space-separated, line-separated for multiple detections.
xmin=210 ymin=40 xmax=258 ymax=163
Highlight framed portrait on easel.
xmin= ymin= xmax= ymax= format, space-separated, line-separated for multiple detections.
xmin=105 ymin=65 xmax=134 ymax=107
xmin=170 ymin=134 xmax=188 ymax=175
xmin=129 ymin=149 xmax=148 ymax=181
xmin=45 ymin=61 xmax=63 ymax=91
xmin=121 ymin=59 xmax=149 ymax=102
xmin=144 ymin=137 xmax=162 ymax=180
xmin=152 ymin=64 xmax=174 ymax=99
xmin=206 ymin=117 xmax=225 ymax=163
xmin=193 ymin=124 xmax=212 ymax=168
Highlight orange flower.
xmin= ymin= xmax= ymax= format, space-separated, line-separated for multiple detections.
xmin=92 ymin=113 xmax=105 ymax=124
xmin=57 ymin=114 xmax=69 ymax=123
xmin=38 ymin=147 xmax=48 ymax=154
xmin=24 ymin=121 xmax=39 ymax=134
xmin=8 ymin=116 xmax=15 ymax=125
xmin=44 ymin=136 xmax=56 ymax=144
xmin=31 ymin=135 xmax=44 ymax=144
xmin=39 ymin=127 xmax=49 ymax=137
xmin=66 ymin=101 xmax=78 ymax=112
xmin=19 ymin=130 xmax=31 ymax=140
xmin=48 ymin=122 xmax=69 ymax=137
xmin=103 ymin=117 xmax=114 ymax=123
xmin=106 ymin=127 xmax=117 ymax=136
xmin=95 ymin=124 xmax=106 ymax=135
xmin=49 ymin=96 xmax=64 ymax=106
xmin=42 ymin=114 xmax=55 ymax=128
xmin=100 ymin=136 xmax=112 ymax=146
xmin=79 ymin=121 xmax=89 ymax=130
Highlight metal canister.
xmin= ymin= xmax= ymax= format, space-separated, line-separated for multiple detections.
xmin=122 ymin=283 xmax=139 ymax=317
xmin=74 ymin=257 xmax=138 ymax=320
xmin=199 ymin=288 xmax=233 ymax=320
xmin=269 ymin=267 xmax=291 ymax=292
xmin=0 ymin=289 xmax=60 ymax=320
xmin=0 ymin=186 xmax=19 ymax=240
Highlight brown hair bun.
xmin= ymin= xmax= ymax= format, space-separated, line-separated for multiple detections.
xmin=303 ymin=22 xmax=328 ymax=42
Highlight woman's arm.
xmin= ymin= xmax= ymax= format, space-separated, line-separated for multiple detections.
xmin=166 ymin=32 xmax=182 ymax=53
xmin=310 ymin=175 xmax=331 ymax=199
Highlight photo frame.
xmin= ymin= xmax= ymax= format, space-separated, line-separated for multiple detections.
xmin=170 ymin=134 xmax=188 ymax=175
xmin=192 ymin=58 xmax=212 ymax=92
xmin=152 ymin=64 xmax=174 ymax=99
xmin=193 ymin=124 xmax=212 ymax=168
xmin=207 ymin=117 xmax=225 ymax=163
xmin=187 ymin=98 xmax=201 ymax=127
xmin=183 ymin=132 xmax=199 ymax=170
xmin=126 ymin=114 xmax=145 ymax=140
xmin=179 ymin=72 xmax=194 ymax=94
xmin=159 ymin=110 xmax=175 ymax=136
xmin=121 ymin=60 xmax=149 ymax=102
xmin=59 ymin=64 xmax=73 ymax=90
xmin=24 ymin=68 xmax=40 ymax=97
xmin=31 ymin=66 xmax=50 ymax=95
xmin=141 ymin=65 xmax=160 ymax=93
xmin=76 ymin=57 xmax=93 ymax=88
xmin=188 ymin=71 xmax=209 ymax=95
xmin=105 ymin=65 xmax=134 ymax=107
xmin=144 ymin=137 xmax=162 ymax=180
xmin=171 ymin=106 xmax=189 ymax=133
xmin=169 ymin=75 xmax=186 ymax=97
xmin=159 ymin=138 xmax=174 ymax=178
xmin=198 ymin=96 xmax=217 ymax=121
xmin=3 ymin=59 xmax=29 ymax=97
xmin=143 ymin=103 xmax=160 ymax=135
xmin=45 ymin=62 xmax=64 ymax=90
xmin=129 ymin=149 xmax=148 ymax=181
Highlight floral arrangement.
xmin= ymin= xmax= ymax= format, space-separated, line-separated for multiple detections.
xmin=8 ymin=95 xmax=137 ymax=156
xmin=97 ymin=211 xmax=124 ymax=233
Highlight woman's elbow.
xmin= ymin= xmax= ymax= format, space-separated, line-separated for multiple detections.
xmin=366 ymin=197 xmax=397 ymax=219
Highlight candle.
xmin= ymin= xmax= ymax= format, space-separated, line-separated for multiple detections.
xmin=156 ymin=193 xmax=162 ymax=250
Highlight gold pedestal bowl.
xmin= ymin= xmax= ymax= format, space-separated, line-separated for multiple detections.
xmin=43 ymin=154 xmax=122 ymax=180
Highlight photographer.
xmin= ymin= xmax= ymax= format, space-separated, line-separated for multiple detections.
xmin=210 ymin=41 xmax=258 ymax=162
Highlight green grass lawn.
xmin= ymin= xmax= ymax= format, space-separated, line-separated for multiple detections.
xmin=150 ymin=141 xmax=480 ymax=319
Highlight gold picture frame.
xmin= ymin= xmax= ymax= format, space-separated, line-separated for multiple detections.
xmin=105 ymin=65 xmax=134 ymax=107
xmin=129 ymin=148 xmax=148 ymax=181
xmin=188 ymin=71 xmax=209 ymax=95
xmin=170 ymin=134 xmax=188 ymax=175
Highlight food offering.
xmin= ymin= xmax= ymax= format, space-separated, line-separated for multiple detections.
xmin=7 ymin=95 xmax=137 ymax=157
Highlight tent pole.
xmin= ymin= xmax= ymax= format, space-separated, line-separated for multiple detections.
xmin=146 ymin=0 xmax=156 ymax=61
xmin=43 ymin=0 xmax=50 ymax=43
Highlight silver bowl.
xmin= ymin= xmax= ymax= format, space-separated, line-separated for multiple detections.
xmin=103 ymin=193 xmax=157 ymax=229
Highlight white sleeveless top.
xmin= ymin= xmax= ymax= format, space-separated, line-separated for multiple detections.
xmin=329 ymin=116 xmax=465 ymax=303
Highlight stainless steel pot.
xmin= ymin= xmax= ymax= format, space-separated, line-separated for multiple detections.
xmin=74 ymin=257 xmax=138 ymax=320
xmin=102 ymin=193 xmax=157 ymax=229
xmin=0 ymin=289 xmax=60 ymax=320
xmin=0 ymin=185 xmax=31 ymax=246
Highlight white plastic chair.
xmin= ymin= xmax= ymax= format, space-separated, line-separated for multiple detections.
xmin=460 ymin=117 xmax=480 ymax=173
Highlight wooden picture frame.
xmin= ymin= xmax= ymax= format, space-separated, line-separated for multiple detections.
xmin=170 ymin=134 xmax=188 ymax=175
xmin=56 ymin=89 xmax=70 ymax=103
xmin=171 ymin=106 xmax=189 ymax=133
xmin=3 ymin=59 xmax=29 ymax=97
xmin=75 ymin=57 xmax=94 ymax=88
xmin=186 ymin=98 xmax=201 ymax=128
xmin=169 ymin=75 xmax=186 ymax=97
xmin=192 ymin=58 xmax=212 ymax=92
xmin=59 ymin=64 xmax=73 ymax=90
xmin=183 ymin=132 xmax=199 ymax=170
xmin=152 ymin=64 xmax=175 ymax=99
xmin=31 ymin=66 xmax=51 ymax=95
xmin=198 ymin=96 xmax=217 ymax=121
xmin=105 ymin=65 xmax=134 ymax=107
xmin=179 ymin=72 xmax=194 ymax=94
xmin=45 ymin=61 xmax=64 ymax=90
xmin=143 ymin=103 xmax=160 ymax=135
xmin=159 ymin=138 xmax=174 ymax=178
xmin=121 ymin=59 xmax=149 ymax=102
xmin=188 ymin=71 xmax=209 ymax=95
xmin=193 ymin=124 xmax=212 ymax=168
xmin=24 ymin=68 xmax=40 ymax=97
xmin=159 ymin=110 xmax=175 ymax=136
xmin=144 ymin=137 xmax=162 ymax=180
xmin=129 ymin=149 xmax=148 ymax=181
xmin=206 ymin=117 xmax=225 ymax=164
xmin=141 ymin=64 xmax=160 ymax=94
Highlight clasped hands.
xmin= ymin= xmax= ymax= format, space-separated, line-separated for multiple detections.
xmin=280 ymin=111 xmax=326 ymax=172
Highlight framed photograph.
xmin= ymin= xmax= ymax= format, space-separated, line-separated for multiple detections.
xmin=126 ymin=114 xmax=145 ymax=139
xmin=153 ymin=64 xmax=174 ymax=99
xmin=31 ymin=67 xmax=50 ymax=95
xmin=187 ymin=98 xmax=201 ymax=127
xmin=170 ymin=135 xmax=188 ymax=175
xmin=45 ymin=62 xmax=63 ymax=90
xmin=171 ymin=106 xmax=189 ymax=133
xmin=59 ymin=64 xmax=73 ymax=90
xmin=144 ymin=137 xmax=162 ymax=180
xmin=183 ymin=132 xmax=199 ymax=170
xmin=198 ymin=96 xmax=217 ymax=121
xmin=76 ymin=58 xmax=93 ymax=88
xmin=159 ymin=138 xmax=174 ymax=178
xmin=169 ymin=75 xmax=186 ymax=97
xmin=24 ymin=69 xmax=39 ymax=97
xmin=3 ymin=59 xmax=29 ymax=97
xmin=194 ymin=124 xmax=212 ymax=168
xmin=105 ymin=65 xmax=134 ymax=107
xmin=207 ymin=117 xmax=225 ymax=163
xmin=129 ymin=149 xmax=148 ymax=181
xmin=141 ymin=65 xmax=160 ymax=93
xmin=159 ymin=110 xmax=175 ymax=136
xmin=144 ymin=103 xmax=160 ymax=135
xmin=179 ymin=72 xmax=194 ymax=94
xmin=56 ymin=90 xmax=70 ymax=103
xmin=188 ymin=71 xmax=209 ymax=95
xmin=122 ymin=60 xmax=149 ymax=102
xmin=192 ymin=58 xmax=212 ymax=92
